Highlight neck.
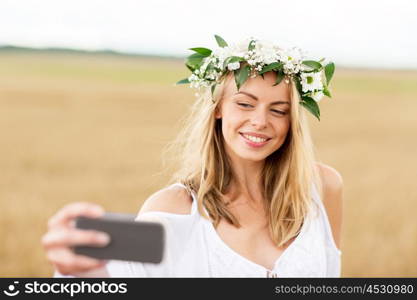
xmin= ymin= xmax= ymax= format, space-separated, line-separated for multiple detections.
xmin=227 ymin=155 xmax=265 ymax=205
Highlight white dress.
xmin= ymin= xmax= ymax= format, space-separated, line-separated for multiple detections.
xmin=55 ymin=182 xmax=342 ymax=278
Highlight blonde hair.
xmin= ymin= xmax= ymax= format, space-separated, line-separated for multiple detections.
xmin=163 ymin=72 xmax=322 ymax=247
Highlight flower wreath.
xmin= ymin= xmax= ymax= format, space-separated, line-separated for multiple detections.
xmin=177 ymin=35 xmax=335 ymax=120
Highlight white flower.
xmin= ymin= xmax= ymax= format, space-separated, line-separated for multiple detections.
xmin=227 ymin=61 xmax=240 ymax=71
xmin=255 ymin=39 xmax=279 ymax=64
xmin=280 ymin=47 xmax=304 ymax=64
xmin=300 ymin=71 xmax=323 ymax=92
xmin=311 ymin=90 xmax=324 ymax=102
xmin=234 ymin=37 xmax=253 ymax=53
xmin=188 ymin=74 xmax=199 ymax=82
xmin=212 ymin=46 xmax=233 ymax=67
xmin=277 ymin=46 xmax=304 ymax=75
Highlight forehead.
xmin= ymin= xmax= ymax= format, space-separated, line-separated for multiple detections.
xmin=222 ymin=72 xmax=291 ymax=103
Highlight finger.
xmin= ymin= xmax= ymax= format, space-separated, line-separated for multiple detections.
xmin=48 ymin=202 xmax=105 ymax=229
xmin=48 ymin=248 xmax=107 ymax=275
xmin=42 ymin=228 xmax=110 ymax=249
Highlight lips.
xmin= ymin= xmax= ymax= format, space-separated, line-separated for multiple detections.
xmin=239 ymin=132 xmax=272 ymax=140
xmin=239 ymin=132 xmax=272 ymax=147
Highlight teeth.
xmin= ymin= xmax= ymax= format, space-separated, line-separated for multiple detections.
xmin=243 ymin=134 xmax=267 ymax=143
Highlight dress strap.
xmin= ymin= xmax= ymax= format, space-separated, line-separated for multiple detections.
xmin=170 ymin=182 xmax=199 ymax=216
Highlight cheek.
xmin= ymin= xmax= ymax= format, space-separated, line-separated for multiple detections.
xmin=221 ymin=108 xmax=246 ymax=135
xmin=274 ymin=121 xmax=290 ymax=142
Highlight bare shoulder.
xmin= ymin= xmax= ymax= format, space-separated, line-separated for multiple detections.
xmin=315 ymin=162 xmax=344 ymax=249
xmin=315 ymin=162 xmax=343 ymax=190
xmin=315 ymin=162 xmax=343 ymax=197
xmin=138 ymin=184 xmax=193 ymax=216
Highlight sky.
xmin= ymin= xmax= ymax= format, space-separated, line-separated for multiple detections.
xmin=1 ymin=0 xmax=416 ymax=69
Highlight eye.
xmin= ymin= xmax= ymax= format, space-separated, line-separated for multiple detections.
xmin=237 ymin=103 xmax=253 ymax=108
xmin=271 ymin=109 xmax=287 ymax=115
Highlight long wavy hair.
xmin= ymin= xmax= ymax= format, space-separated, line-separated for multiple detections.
xmin=163 ymin=72 xmax=322 ymax=247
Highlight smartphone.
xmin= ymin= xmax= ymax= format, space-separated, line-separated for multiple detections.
xmin=73 ymin=212 xmax=165 ymax=264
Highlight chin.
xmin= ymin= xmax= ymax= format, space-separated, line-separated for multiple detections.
xmin=235 ymin=150 xmax=270 ymax=163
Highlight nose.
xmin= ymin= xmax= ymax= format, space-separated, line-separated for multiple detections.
xmin=250 ymin=108 xmax=268 ymax=130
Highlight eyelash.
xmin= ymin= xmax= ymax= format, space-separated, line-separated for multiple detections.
xmin=237 ymin=103 xmax=287 ymax=115
xmin=238 ymin=103 xmax=255 ymax=109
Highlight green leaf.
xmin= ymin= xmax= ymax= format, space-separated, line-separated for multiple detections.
xmin=185 ymin=63 xmax=195 ymax=72
xmin=186 ymin=53 xmax=205 ymax=68
xmin=301 ymin=96 xmax=320 ymax=121
xmin=204 ymin=63 xmax=217 ymax=77
xmin=248 ymin=40 xmax=256 ymax=51
xmin=189 ymin=47 xmax=212 ymax=56
xmin=176 ymin=78 xmax=190 ymax=85
xmin=302 ymin=60 xmax=322 ymax=70
xmin=272 ymin=72 xmax=285 ymax=86
xmin=259 ymin=62 xmax=283 ymax=74
xmin=324 ymin=62 xmax=335 ymax=85
xmin=214 ymin=34 xmax=228 ymax=48
xmin=323 ymin=86 xmax=332 ymax=98
xmin=223 ymin=56 xmax=244 ymax=69
xmin=234 ymin=65 xmax=250 ymax=90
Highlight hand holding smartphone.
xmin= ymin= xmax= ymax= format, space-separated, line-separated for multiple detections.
xmin=73 ymin=212 xmax=165 ymax=264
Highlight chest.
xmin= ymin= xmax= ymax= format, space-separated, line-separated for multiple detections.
xmin=214 ymin=204 xmax=295 ymax=270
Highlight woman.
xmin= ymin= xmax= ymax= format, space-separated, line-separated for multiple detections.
xmin=42 ymin=36 xmax=343 ymax=277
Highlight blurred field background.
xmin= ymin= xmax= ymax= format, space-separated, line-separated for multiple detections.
xmin=0 ymin=50 xmax=416 ymax=277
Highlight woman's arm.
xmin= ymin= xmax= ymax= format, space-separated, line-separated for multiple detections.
xmin=316 ymin=162 xmax=344 ymax=250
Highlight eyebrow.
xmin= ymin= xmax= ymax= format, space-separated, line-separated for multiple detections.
xmin=234 ymin=91 xmax=290 ymax=105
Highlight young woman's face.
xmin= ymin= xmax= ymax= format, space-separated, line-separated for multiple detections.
xmin=215 ymin=72 xmax=291 ymax=163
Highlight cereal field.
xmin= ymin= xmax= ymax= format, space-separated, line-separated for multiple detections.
xmin=0 ymin=52 xmax=416 ymax=276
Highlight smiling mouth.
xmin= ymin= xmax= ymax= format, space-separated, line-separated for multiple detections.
xmin=239 ymin=133 xmax=271 ymax=143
